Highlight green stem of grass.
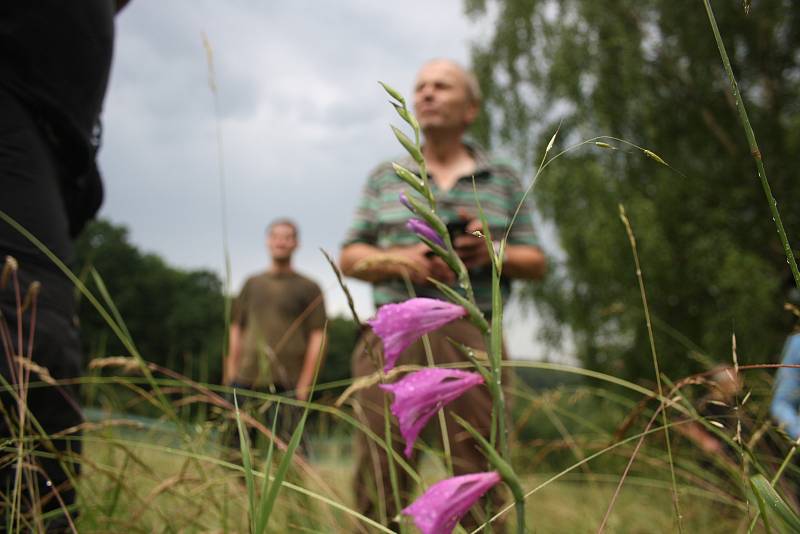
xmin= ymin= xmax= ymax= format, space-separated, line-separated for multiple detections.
xmin=201 ymin=33 xmax=234 ymax=377
xmin=701 ymin=0 xmax=800 ymax=289
xmin=614 ymin=205 xmax=682 ymax=533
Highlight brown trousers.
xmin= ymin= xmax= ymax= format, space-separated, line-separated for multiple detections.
xmin=351 ymin=319 xmax=506 ymax=531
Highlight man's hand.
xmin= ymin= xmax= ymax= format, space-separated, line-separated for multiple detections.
xmin=295 ymin=383 xmax=310 ymax=402
xmin=451 ymin=216 xmax=547 ymax=280
xmin=454 ymin=219 xmax=492 ymax=270
xmin=224 ymin=324 xmax=242 ymax=386
xmin=342 ymin=242 xmax=456 ymax=285
xmin=296 ymin=329 xmax=325 ymax=402
xmin=388 ymin=243 xmax=455 ymax=285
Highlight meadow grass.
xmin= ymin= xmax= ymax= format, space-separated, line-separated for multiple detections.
xmin=59 ymin=390 xmax=769 ymax=533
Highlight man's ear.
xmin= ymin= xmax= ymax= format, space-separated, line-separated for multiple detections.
xmin=464 ymin=101 xmax=480 ymax=126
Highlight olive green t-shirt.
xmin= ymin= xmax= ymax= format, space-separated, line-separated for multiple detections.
xmin=233 ymin=271 xmax=326 ymax=389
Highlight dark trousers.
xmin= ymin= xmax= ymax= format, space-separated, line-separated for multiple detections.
xmin=351 ymin=319 xmax=506 ymax=532
xmin=0 ymin=88 xmax=84 ymax=531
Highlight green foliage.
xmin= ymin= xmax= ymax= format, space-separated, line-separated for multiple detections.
xmin=468 ymin=0 xmax=800 ymax=380
xmin=75 ymin=219 xmax=226 ymax=385
xmin=316 ymin=315 xmax=358 ymax=394
xmin=749 ymin=474 xmax=800 ymax=533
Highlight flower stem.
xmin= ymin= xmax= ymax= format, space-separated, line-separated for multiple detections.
xmin=515 ymin=499 xmax=526 ymax=534
xmin=490 ymin=253 xmax=508 ymax=459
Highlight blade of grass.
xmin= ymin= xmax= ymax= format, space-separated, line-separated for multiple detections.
xmin=254 ymin=323 xmax=326 ymax=534
xmin=201 ymin=32 xmax=234 ymax=380
xmin=747 ymin=474 xmax=800 ymax=533
xmin=90 ymin=268 xmax=134 ymax=349
xmin=259 ymin=399 xmax=281 ymax=511
xmin=749 ymin=480 xmax=773 ymax=534
xmin=701 ymin=0 xmax=800 ymax=290
xmin=254 ymin=401 xmax=309 ymax=534
xmin=105 ymin=452 xmax=131 ymax=517
xmin=598 ymin=205 xmax=682 ymax=533
xmin=233 ymin=392 xmax=257 ymax=534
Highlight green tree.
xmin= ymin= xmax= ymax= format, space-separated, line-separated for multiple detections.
xmin=75 ymin=219 xmax=226 ymax=385
xmin=307 ymin=315 xmax=359 ymax=404
xmin=467 ymin=0 xmax=800 ymax=379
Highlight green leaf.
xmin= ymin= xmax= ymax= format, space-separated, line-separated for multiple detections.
xmin=234 ymin=392 xmax=257 ymax=534
xmin=445 ymin=337 xmax=492 ymax=383
xmin=749 ymin=474 xmax=800 ymax=533
xmin=392 ymin=163 xmax=426 ymax=195
xmin=391 ymin=125 xmax=424 ymax=165
xmin=427 ymin=278 xmax=489 ymax=332
xmin=254 ymin=323 xmax=326 ymax=533
xmin=255 ymin=400 xmax=281 ymax=530
xmin=451 ymin=414 xmax=524 ymax=503
xmin=254 ymin=405 xmax=309 ymax=534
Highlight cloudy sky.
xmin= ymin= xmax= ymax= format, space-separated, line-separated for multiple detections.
xmin=98 ymin=1 xmax=552 ymax=359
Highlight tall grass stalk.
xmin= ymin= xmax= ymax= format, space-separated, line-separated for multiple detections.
xmin=201 ymin=32 xmax=235 ymax=385
xmin=701 ymin=0 xmax=800 ymax=289
xmin=0 ymin=267 xmax=84 ymax=531
xmin=598 ymin=205 xmax=682 ymax=532
xmin=701 ymin=1 xmax=800 ymax=527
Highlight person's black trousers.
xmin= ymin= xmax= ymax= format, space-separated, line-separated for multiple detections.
xmin=0 ymin=87 xmax=84 ymax=531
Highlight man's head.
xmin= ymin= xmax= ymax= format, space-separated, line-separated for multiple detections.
xmin=266 ymin=218 xmax=299 ymax=263
xmin=413 ymin=59 xmax=481 ymax=136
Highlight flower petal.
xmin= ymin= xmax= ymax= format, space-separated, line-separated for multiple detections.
xmin=380 ymin=368 xmax=483 ymax=456
xmin=367 ymin=298 xmax=467 ymax=372
xmin=403 ymin=471 xmax=501 ymax=534
xmin=407 ymin=218 xmax=445 ymax=247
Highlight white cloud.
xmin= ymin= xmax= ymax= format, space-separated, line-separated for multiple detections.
xmin=98 ymin=0 xmax=550 ymax=359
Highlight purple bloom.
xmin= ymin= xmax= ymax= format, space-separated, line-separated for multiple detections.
xmin=380 ymin=368 xmax=484 ymax=457
xmin=406 ymin=218 xmax=445 ymax=247
xmin=399 ymin=192 xmax=414 ymax=212
xmin=368 ymin=298 xmax=467 ymax=371
xmin=403 ymin=471 xmax=502 ymax=534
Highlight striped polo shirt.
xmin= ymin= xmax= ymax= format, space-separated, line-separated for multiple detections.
xmin=343 ymin=143 xmax=538 ymax=313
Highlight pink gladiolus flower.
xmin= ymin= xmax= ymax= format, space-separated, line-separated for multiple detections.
xmin=380 ymin=368 xmax=484 ymax=457
xmin=406 ymin=218 xmax=445 ymax=247
xmin=368 ymin=298 xmax=467 ymax=371
xmin=403 ymin=471 xmax=502 ymax=534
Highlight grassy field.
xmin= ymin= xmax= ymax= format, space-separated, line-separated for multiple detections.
xmin=67 ymin=401 xmax=773 ymax=533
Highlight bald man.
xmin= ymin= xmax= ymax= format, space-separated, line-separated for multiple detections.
xmin=340 ymin=59 xmax=546 ymax=529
